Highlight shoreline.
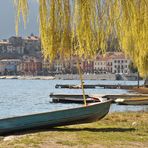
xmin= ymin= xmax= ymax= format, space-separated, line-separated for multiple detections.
xmin=0 ymin=74 xmax=116 ymax=80
xmin=0 ymin=76 xmax=55 ymax=80
xmin=0 ymin=74 xmax=138 ymax=81
xmin=131 ymin=87 xmax=148 ymax=94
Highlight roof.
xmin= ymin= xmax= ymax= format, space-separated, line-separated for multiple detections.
xmin=24 ymin=36 xmax=40 ymax=41
xmin=0 ymin=40 xmax=10 ymax=45
xmin=96 ymin=52 xmax=129 ymax=61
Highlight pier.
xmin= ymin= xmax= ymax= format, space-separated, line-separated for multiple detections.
xmin=55 ymin=84 xmax=141 ymax=89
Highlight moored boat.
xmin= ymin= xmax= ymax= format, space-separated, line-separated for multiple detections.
xmin=50 ymin=93 xmax=109 ymax=104
xmin=51 ymin=97 xmax=100 ymax=104
xmin=0 ymin=100 xmax=111 ymax=135
xmin=115 ymin=97 xmax=148 ymax=105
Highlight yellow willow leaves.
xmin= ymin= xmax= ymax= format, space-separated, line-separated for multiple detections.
xmin=14 ymin=0 xmax=148 ymax=77
xmin=113 ymin=0 xmax=148 ymax=77
xmin=39 ymin=0 xmax=72 ymax=61
xmin=13 ymin=0 xmax=28 ymax=35
xmin=73 ymin=0 xmax=110 ymax=58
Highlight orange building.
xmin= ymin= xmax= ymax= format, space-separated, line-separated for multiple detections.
xmin=17 ymin=56 xmax=42 ymax=75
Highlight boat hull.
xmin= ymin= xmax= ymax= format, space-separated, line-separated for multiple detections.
xmin=0 ymin=100 xmax=111 ymax=135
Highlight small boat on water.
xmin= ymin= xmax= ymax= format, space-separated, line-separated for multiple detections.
xmin=50 ymin=93 xmax=99 ymax=103
xmin=51 ymin=97 xmax=101 ymax=104
xmin=50 ymin=93 xmax=148 ymax=104
xmin=115 ymin=97 xmax=148 ymax=105
xmin=50 ymin=93 xmax=109 ymax=104
xmin=50 ymin=93 xmax=90 ymax=99
xmin=0 ymin=100 xmax=111 ymax=135
xmin=55 ymin=84 xmax=96 ymax=89
xmin=55 ymin=84 xmax=140 ymax=89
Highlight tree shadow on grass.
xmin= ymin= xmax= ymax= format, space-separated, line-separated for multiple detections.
xmin=1 ymin=127 xmax=135 ymax=137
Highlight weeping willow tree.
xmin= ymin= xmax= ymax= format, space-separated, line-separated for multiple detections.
xmin=13 ymin=0 xmax=28 ymax=35
xmin=14 ymin=0 xmax=148 ymax=77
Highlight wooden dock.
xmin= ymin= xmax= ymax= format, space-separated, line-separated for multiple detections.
xmin=55 ymin=84 xmax=140 ymax=89
xmin=50 ymin=93 xmax=148 ymax=99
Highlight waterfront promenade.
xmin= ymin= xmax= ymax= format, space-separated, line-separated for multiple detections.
xmin=0 ymin=74 xmax=116 ymax=80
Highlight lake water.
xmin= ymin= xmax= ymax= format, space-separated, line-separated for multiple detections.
xmin=0 ymin=79 xmax=147 ymax=119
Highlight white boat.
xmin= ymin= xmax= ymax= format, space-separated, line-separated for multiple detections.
xmin=115 ymin=97 xmax=148 ymax=105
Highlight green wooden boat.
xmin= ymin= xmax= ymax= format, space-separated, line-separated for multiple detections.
xmin=0 ymin=100 xmax=111 ymax=135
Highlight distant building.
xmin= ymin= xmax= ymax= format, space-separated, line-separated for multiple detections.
xmin=17 ymin=56 xmax=42 ymax=75
xmin=23 ymin=34 xmax=41 ymax=56
xmin=9 ymin=36 xmax=23 ymax=47
xmin=0 ymin=35 xmax=132 ymax=76
xmin=0 ymin=40 xmax=12 ymax=54
xmin=54 ymin=60 xmax=64 ymax=73
xmin=82 ymin=59 xmax=94 ymax=73
xmin=112 ymin=53 xmax=130 ymax=74
xmin=0 ymin=38 xmax=24 ymax=55
xmin=94 ymin=52 xmax=131 ymax=74
xmin=0 ymin=59 xmax=21 ymax=75
xmin=94 ymin=56 xmax=108 ymax=73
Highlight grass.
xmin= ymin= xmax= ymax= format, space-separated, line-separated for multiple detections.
xmin=131 ymin=87 xmax=148 ymax=94
xmin=0 ymin=112 xmax=148 ymax=148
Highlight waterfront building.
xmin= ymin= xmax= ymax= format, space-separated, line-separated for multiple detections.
xmin=17 ymin=56 xmax=42 ymax=75
xmin=94 ymin=52 xmax=131 ymax=74
xmin=112 ymin=52 xmax=130 ymax=74
xmin=82 ymin=59 xmax=94 ymax=74
xmin=94 ymin=56 xmax=108 ymax=73
xmin=0 ymin=59 xmax=21 ymax=75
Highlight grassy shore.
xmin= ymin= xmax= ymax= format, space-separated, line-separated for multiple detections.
xmin=0 ymin=112 xmax=148 ymax=148
xmin=131 ymin=87 xmax=148 ymax=94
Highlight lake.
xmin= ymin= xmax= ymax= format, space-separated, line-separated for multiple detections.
xmin=0 ymin=79 xmax=147 ymax=119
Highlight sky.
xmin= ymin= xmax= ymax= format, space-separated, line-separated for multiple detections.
xmin=0 ymin=0 xmax=39 ymax=39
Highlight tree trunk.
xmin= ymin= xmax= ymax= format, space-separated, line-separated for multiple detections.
xmin=144 ymin=77 xmax=148 ymax=87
